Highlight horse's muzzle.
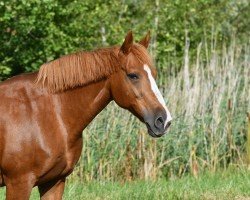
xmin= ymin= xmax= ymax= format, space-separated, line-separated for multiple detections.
xmin=145 ymin=112 xmax=172 ymax=138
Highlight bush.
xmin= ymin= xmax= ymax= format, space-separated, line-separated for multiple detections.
xmin=0 ymin=0 xmax=249 ymax=80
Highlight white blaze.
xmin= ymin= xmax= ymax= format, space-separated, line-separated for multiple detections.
xmin=144 ymin=64 xmax=172 ymax=127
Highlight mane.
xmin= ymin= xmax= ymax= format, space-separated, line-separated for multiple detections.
xmin=35 ymin=44 xmax=153 ymax=92
xmin=35 ymin=47 xmax=120 ymax=92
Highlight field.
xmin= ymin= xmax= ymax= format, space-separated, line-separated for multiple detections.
xmin=0 ymin=168 xmax=250 ymax=200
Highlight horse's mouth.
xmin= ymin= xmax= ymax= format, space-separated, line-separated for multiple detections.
xmin=145 ymin=123 xmax=165 ymax=138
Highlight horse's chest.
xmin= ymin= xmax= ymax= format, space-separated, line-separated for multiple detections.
xmin=38 ymin=139 xmax=83 ymax=184
xmin=0 ymin=169 xmax=3 ymax=186
xmin=62 ymin=146 xmax=82 ymax=176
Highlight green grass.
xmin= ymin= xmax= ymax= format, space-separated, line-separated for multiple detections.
xmin=1 ymin=169 xmax=249 ymax=200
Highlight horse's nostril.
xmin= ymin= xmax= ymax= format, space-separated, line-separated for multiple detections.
xmin=155 ymin=116 xmax=164 ymax=129
xmin=157 ymin=116 xmax=164 ymax=124
xmin=166 ymin=121 xmax=171 ymax=128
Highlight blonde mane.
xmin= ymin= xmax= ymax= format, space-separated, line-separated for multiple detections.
xmin=35 ymin=44 xmax=153 ymax=92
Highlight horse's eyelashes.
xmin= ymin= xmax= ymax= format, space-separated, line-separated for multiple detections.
xmin=127 ymin=73 xmax=139 ymax=80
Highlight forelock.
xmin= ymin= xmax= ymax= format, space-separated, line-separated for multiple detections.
xmin=131 ymin=43 xmax=156 ymax=76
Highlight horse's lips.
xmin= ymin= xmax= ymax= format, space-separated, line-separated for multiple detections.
xmin=145 ymin=123 xmax=165 ymax=138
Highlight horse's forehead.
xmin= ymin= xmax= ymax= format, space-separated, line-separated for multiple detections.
xmin=126 ymin=54 xmax=157 ymax=76
xmin=146 ymin=65 xmax=157 ymax=78
xmin=126 ymin=54 xmax=142 ymax=66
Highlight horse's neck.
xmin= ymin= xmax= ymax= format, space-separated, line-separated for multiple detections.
xmin=55 ymin=79 xmax=111 ymax=137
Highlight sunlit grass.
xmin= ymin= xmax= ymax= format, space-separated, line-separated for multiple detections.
xmin=1 ymin=168 xmax=249 ymax=200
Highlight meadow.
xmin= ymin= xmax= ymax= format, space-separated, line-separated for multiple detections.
xmin=1 ymin=168 xmax=250 ymax=199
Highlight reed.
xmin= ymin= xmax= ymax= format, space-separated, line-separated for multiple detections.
xmin=247 ymin=113 xmax=250 ymax=168
xmin=69 ymin=37 xmax=249 ymax=182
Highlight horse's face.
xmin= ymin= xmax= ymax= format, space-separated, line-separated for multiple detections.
xmin=110 ymin=31 xmax=172 ymax=137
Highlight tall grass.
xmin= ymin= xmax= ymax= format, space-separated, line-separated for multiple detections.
xmin=70 ymin=37 xmax=250 ymax=182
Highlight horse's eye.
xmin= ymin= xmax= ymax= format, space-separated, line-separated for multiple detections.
xmin=127 ymin=73 xmax=139 ymax=80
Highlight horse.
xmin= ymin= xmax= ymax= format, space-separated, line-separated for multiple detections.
xmin=0 ymin=31 xmax=172 ymax=199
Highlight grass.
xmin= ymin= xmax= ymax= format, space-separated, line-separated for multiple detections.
xmin=0 ymin=168 xmax=249 ymax=199
xmin=65 ymin=169 xmax=250 ymax=200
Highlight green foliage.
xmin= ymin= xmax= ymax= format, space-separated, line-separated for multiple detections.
xmin=0 ymin=65 xmax=11 ymax=81
xmin=0 ymin=0 xmax=249 ymax=79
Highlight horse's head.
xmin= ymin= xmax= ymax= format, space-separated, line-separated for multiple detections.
xmin=110 ymin=31 xmax=172 ymax=137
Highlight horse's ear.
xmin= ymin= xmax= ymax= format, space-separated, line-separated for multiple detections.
xmin=120 ymin=30 xmax=133 ymax=54
xmin=139 ymin=31 xmax=151 ymax=49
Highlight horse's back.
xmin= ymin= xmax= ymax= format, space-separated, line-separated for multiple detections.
xmin=0 ymin=72 xmax=38 ymax=99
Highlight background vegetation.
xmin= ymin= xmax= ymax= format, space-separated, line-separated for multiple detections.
xmin=0 ymin=0 xmax=250 ymax=198
xmin=0 ymin=0 xmax=249 ymax=80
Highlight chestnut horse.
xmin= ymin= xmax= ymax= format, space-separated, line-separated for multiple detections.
xmin=0 ymin=31 xmax=172 ymax=199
